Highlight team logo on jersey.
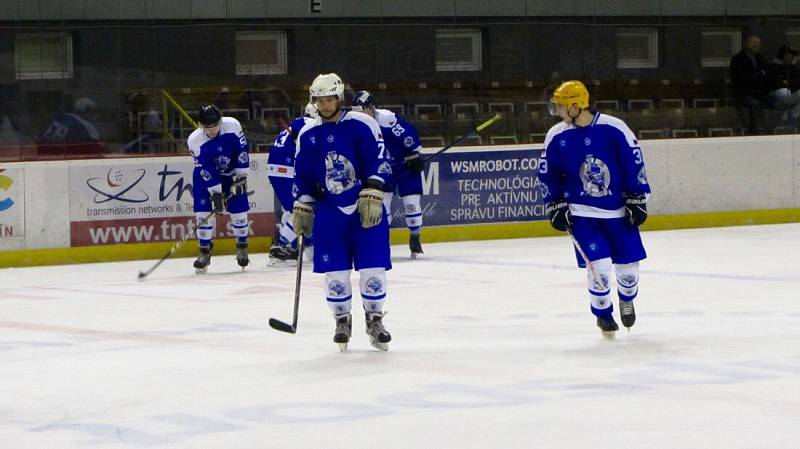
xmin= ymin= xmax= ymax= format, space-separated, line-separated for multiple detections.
xmin=365 ymin=276 xmax=384 ymax=295
xmin=580 ymin=155 xmax=611 ymax=198
xmin=200 ymin=169 xmax=212 ymax=182
xmin=215 ymin=155 xmax=231 ymax=173
xmin=238 ymin=152 xmax=249 ymax=165
xmin=559 ymin=139 xmax=566 ymax=147
xmin=377 ymin=161 xmax=393 ymax=175
xmin=324 ymin=151 xmax=357 ymax=194
xmin=404 ymin=136 xmax=415 ymax=148
xmin=584 ymin=138 xmax=591 ymax=146
xmin=327 ymin=135 xmax=334 ymax=143
xmin=328 ymin=279 xmax=348 ymax=297
xmin=539 ymin=181 xmax=550 ymax=198
xmin=637 ymin=166 xmax=648 ymax=185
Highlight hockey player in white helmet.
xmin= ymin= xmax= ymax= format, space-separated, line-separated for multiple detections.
xmin=291 ymin=73 xmax=394 ymax=351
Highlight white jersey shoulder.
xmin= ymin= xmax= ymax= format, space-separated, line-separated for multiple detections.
xmin=373 ymin=108 xmax=398 ymax=128
xmin=219 ymin=116 xmax=243 ymax=136
xmin=543 ymin=121 xmax=574 ymax=150
xmin=595 ymin=113 xmax=639 ymax=148
xmin=342 ymin=110 xmax=383 ymax=141
xmin=187 ymin=128 xmax=210 ymax=158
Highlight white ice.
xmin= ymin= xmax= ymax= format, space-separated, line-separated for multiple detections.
xmin=1 ymin=224 xmax=799 ymax=449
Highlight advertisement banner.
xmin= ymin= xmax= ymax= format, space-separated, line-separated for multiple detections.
xmin=0 ymin=167 xmax=24 ymax=238
xmin=68 ymin=158 xmax=274 ymax=246
xmin=387 ymin=147 xmax=547 ymax=228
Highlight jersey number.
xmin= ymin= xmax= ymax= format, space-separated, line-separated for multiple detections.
xmin=632 ymin=148 xmax=643 ymax=165
xmin=391 ymin=124 xmax=405 ymax=137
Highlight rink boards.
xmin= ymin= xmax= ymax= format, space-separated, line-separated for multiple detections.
xmin=1 ymin=135 xmax=800 ymax=267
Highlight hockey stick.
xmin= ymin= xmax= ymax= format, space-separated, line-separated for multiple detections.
xmin=268 ymin=234 xmax=305 ymax=333
xmin=567 ymin=229 xmax=600 ymax=281
xmin=137 ymin=210 xmax=216 ymax=280
xmin=389 ymin=112 xmax=503 ymax=170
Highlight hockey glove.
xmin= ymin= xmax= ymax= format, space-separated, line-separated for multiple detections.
xmin=211 ymin=192 xmax=227 ymax=215
xmin=624 ymin=194 xmax=648 ymax=227
xmin=358 ymin=180 xmax=385 ymax=228
xmin=545 ymin=200 xmax=571 ymax=232
xmin=232 ymin=176 xmax=248 ymax=196
xmin=292 ymin=201 xmax=314 ymax=237
xmin=404 ymin=152 xmax=425 ymax=173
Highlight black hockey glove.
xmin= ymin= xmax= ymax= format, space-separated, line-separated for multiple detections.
xmin=624 ymin=193 xmax=648 ymax=227
xmin=232 ymin=176 xmax=248 ymax=196
xmin=211 ymin=191 xmax=227 ymax=215
xmin=404 ymin=153 xmax=425 ymax=173
xmin=545 ymin=200 xmax=571 ymax=232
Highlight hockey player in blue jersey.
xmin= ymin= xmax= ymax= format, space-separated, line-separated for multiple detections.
xmin=188 ymin=105 xmax=251 ymax=273
xmin=537 ymin=80 xmax=650 ymax=338
xmin=266 ymin=102 xmax=318 ymax=266
xmin=292 ymin=73 xmax=394 ymax=351
xmin=351 ymin=90 xmax=426 ymax=258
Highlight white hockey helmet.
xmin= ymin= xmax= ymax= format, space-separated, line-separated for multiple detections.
xmin=309 ymin=73 xmax=344 ymax=101
xmin=304 ymin=102 xmax=319 ymax=119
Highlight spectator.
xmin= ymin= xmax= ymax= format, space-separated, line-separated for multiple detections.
xmin=766 ymin=44 xmax=800 ymax=125
xmin=729 ymin=35 xmax=770 ymax=134
xmin=40 ymin=97 xmax=104 ymax=156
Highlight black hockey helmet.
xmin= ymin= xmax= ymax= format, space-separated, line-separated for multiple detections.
xmin=198 ymin=104 xmax=222 ymax=127
xmin=352 ymin=90 xmax=375 ymax=109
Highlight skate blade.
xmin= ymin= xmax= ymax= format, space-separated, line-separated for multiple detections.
xmin=337 ymin=343 xmax=349 ymax=352
xmin=369 ymin=338 xmax=389 ymax=351
xmin=600 ymin=330 xmax=617 ymax=340
xmin=410 ymin=252 xmax=422 ymax=260
xmin=268 ymin=258 xmax=298 ymax=267
xmin=195 ymin=266 xmax=208 ymax=274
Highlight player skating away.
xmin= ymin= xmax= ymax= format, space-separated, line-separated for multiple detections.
xmin=266 ymin=103 xmax=318 ymax=266
xmin=292 ymin=73 xmax=394 ymax=351
xmin=352 ymin=91 xmax=426 ymax=258
xmin=187 ymin=105 xmax=251 ymax=273
xmin=537 ymin=81 xmax=650 ymax=338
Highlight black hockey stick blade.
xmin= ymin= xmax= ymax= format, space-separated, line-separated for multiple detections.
xmin=268 ymin=318 xmax=296 ymax=334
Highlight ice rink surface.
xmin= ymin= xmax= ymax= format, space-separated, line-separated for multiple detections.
xmin=1 ymin=224 xmax=799 ymax=448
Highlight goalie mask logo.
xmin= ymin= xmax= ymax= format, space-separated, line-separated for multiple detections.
xmin=325 ymin=151 xmax=356 ymax=194
xmin=580 ymin=155 xmax=611 ymax=198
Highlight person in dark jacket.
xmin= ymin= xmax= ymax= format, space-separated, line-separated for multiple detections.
xmin=729 ymin=35 xmax=770 ymax=134
xmin=767 ymin=44 xmax=800 ymax=125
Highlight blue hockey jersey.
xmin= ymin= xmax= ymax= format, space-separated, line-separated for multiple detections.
xmin=187 ymin=117 xmax=249 ymax=193
xmin=294 ymin=110 xmax=391 ymax=213
xmin=267 ymin=116 xmax=316 ymax=209
xmin=538 ymin=112 xmax=650 ymax=218
xmin=373 ymin=108 xmax=422 ymax=162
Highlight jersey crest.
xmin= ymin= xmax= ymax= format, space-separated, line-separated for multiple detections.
xmin=325 ymin=151 xmax=357 ymax=194
xmin=580 ymin=155 xmax=611 ymax=198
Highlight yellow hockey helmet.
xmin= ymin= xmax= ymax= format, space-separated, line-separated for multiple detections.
xmin=550 ymin=80 xmax=590 ymax=111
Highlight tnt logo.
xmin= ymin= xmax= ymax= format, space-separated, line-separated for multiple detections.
xmin=0 ymin=169 xmax=14 ymax=211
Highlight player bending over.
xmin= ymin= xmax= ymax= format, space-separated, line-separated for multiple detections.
xmin=188 ymin=105 xmax=251 ymax=273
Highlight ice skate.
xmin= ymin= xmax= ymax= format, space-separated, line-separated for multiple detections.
xmin=409 ymin=233 xmax=424 ymax=259
xmin=365 ymin=311 xmax=391 ymax=351
xmin=333 ymin=313 xmax=352 ymax=352
xmin=596 ymin=314 xmax=619 ymax=340
xmin=619 ymin=299 xmax=636 ymax=330
xmin=268 ymin=244 xmax=298 ymax=267
xmin=193 ymin=244 xmax=212 ymax=274
xmin=235 ymin=241 xmax=249 ymax=269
